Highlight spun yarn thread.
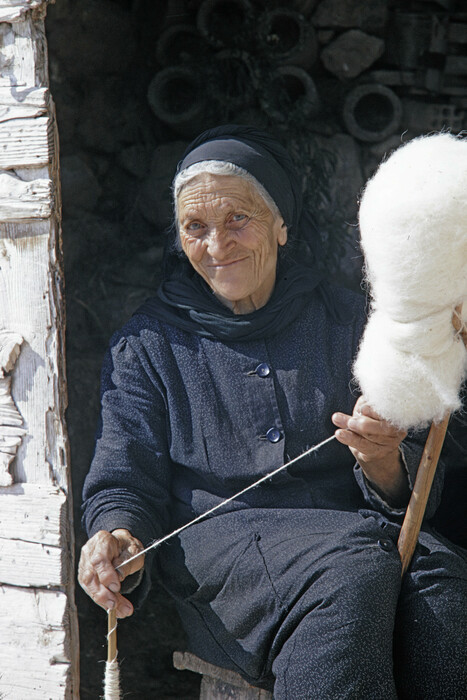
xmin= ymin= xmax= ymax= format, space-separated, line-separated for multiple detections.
xmin=104 ymin=659 xmax=121 ymax=700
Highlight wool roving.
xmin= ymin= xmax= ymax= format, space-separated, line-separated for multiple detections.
xmin=354 ymin=133 xmax=467 ymax=430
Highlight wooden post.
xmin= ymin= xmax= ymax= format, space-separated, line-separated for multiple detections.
xmin=0 ymin=1 xmax=79 ymax=698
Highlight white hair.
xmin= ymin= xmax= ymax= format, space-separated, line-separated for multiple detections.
xmin=171 ymin=160 xmax=281 ymax=250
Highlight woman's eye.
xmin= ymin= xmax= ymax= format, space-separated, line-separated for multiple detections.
xmin=230 ymin=214 xmax=248 ymax=226
xmin=186 ymin=222 xmax=203 ymax=232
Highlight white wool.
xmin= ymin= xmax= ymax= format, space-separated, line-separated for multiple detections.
xmin=354 ymin=133 xmax=467 ymax=430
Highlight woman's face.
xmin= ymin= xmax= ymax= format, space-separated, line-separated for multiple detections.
xmin=177 ymin=173 xmax=287 ymax=314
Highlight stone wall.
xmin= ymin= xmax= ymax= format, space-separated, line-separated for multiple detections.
xmin=44 ymin=0 xmax=467 ymax=697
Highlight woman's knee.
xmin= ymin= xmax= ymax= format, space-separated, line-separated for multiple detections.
xmin=270 ymin=545 xmax=402 ymax=698
xmin=394 ymin=537 xmax=467 ymax=699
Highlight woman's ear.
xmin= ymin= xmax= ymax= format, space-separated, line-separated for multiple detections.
xmin=278 ymin=221 xmax=288 ymax=247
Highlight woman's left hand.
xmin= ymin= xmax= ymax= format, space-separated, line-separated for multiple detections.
xmin=332 ymin=397 xmax=410 ymax=506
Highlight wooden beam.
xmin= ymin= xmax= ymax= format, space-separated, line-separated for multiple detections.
xmin=0 ymin=86 xmax=50 ymax=122
xmin=0 ymin=171 xmax=53 ymax=220
xmin=0 ymin=1 xmax=53 ymax=23
xmin=0 ymin=11 xmax=49 ymax=87
xmin=0 ymin=219 xmax=70 ymax=488
xmin=0 ymin=483 xmax=65 ymax=545
xmin=0 ymin=2 xmax=79 ymax=696
xmin=0 ymin=115 xmax=53 ymax=169
xmin=0 ymin=537 xmax=64 ymax=587
xmin=0 ymin=485 xmax=69 ymax=587
xmin=0 ymin=585 xmax=72 ymax=699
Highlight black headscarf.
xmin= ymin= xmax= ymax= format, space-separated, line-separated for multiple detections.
xmin=137 ymin=125 xmax=344 ymax=340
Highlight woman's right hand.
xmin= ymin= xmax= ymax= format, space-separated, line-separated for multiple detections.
xmin=78 ymin=528 xmax=145 ymax=618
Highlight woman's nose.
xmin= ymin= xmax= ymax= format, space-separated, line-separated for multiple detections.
xmin=205 ymin=226 xmax=233 ymax=257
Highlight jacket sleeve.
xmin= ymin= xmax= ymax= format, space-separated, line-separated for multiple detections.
xmin=81 ymin=332 xmax=172 ymax=550
xmin=353 ymin=427 xmax=446 ymax=520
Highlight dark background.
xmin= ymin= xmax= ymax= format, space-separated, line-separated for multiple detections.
xmin=44 ymin=0 xmax=467 ymax=696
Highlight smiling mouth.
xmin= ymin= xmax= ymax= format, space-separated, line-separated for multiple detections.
xmin=208 ymin=258 xmax=247 ymax=268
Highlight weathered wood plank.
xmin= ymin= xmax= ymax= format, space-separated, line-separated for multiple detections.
xmin=0 ymin=221 xmax=69 ymax=488
xmin=0 ymin=482 xmax=72 ymax=587
xmin=0 ymin=86 xmax=49 ymax=122
xmin=174 ymin=651 xmax=273 ymax=699
xmin=0 ymin=0 xmax=50 ymax=23
xmin=0 ymin=330 xmax=25 ymax=485
xmin=0 ymin=170 xmax=53 ymax=220
xmin=0 ymin=13 xmax=49 ymax=87
xmin=0 ymin=115 xmax=52 ymax=168
xmin=0 ymin=585 xmax=73 ymax=700
xmin=0 ymin=3 xmax=79 ymax=698
xmin=0 ymin=86 xmax=48 ymax=105
xmin=0 ymin=482 xmax=65 ymax=544
xmin=0 ymin=537 xmax=65 ymax=586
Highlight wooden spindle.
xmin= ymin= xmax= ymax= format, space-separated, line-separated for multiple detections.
xmin=107 ymin=608 xmax=117 ymax=663
xmin=104 ymin=608 xmax=121 ymax=699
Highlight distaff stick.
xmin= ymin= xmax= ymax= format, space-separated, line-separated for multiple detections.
xmin=397 ymin=305 xmax=467 ymax=575
xmin=397 ymin=412 xmax=450 ymax=575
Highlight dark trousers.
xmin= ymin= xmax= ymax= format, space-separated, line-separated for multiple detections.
xmin=157 ymin=508 xmax=467 ymax=699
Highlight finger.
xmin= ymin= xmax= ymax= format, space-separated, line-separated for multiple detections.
xmin=347 ymin=414 xmax=406 ymax=442
xmin=79 ymin=572 xmax=134 ymax=618
xmin=356 ymin=403 xmax=407 ymax=438
xmin=333 ymin=410 xmax=400 ymax=439
xmin=79 ymin=531 xmax=122 ymax=594
xmin=332 ymin=411 xmax=352 ymax=429
xmin=334 ymin=428 xmax=389 ymax=459
xmin=78 ymin=569 xmax=119 ymax=611
xmin=333 ymin=414 xmax=394 ymax=448
xmin=114 ymin=592 xmax=134 ymax=619
xmin=357 ymin=402 xmax=381 ymax=420
xmin=334 ymin=414 xmax=399 ymax=446
xmin=113 ymin=551 xmax=145 ymax=578
xmin=353 ymin=395 xmax=367 ymax=414
xmin=111 ymin=530 xmax=145 ymax=578
xmin=352 ymin=396 xmax=386 ymax=420
xmin=78 ymin=552 xmax=135 ymax=617
xmin=91 ymin=551 xmax=122 ymax=593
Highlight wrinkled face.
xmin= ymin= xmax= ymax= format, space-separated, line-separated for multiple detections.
xmin=177 ymin=173 xmax=287 ymax=314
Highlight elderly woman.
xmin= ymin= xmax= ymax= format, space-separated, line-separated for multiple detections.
xmin=79 ymin=126 xmax=466 ymax=699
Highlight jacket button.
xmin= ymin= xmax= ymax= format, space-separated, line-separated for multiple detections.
xmin=255 ymin=362 xmax=271 ymax=377
xmin=266 ymin=427 xmax=282 ymax=443
xmin=378 ymin=538 xmax=394 ymax=552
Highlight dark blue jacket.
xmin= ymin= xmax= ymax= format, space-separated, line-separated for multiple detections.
xmin=82 ymin=286 xmax=439 ymax=548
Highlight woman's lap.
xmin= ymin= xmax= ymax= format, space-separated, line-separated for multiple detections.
xmin=394 ymin=529 xmax=467 ymax=699
xmin=157 ymin=508 xmax=467 ymax=697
